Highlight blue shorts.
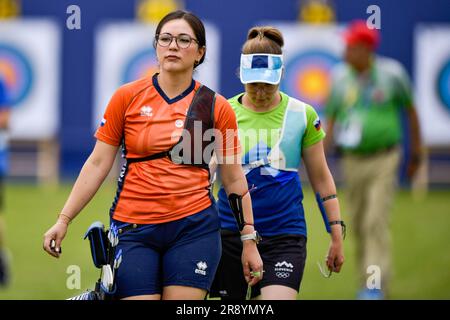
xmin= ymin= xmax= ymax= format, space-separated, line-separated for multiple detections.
xmin=111 ymin=205 xmax=221 ymax=298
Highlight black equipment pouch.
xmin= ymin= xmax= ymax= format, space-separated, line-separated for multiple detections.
xmin=84 ymin=221 xmax=109 ymax=268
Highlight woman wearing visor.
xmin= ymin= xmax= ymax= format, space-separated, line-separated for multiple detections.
xmin=210 ymin=26 xmax=345 ymax=300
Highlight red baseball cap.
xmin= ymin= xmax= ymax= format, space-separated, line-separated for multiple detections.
xmin=344 ymin=20 xmax=380 ymax=50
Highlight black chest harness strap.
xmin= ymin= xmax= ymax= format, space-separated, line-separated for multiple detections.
xmin=124 ymin=85 xmax=252 ymax=235
xmin=126 ymin=85 xmax=216 ymax=170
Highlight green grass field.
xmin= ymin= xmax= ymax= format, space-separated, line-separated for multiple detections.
xmin=0 ymin=182 xmax=449 ymax=300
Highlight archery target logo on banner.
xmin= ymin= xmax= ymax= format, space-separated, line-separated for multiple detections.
xmin=414 ymin=25 xmax=450 ymax=146
xmin=437 ymin=57 xmax=450 ymax=113
xmin=122 ymin=48 xmax=159 ymax=84
xmin=0 ymin=44 xmax=33 ymax=106
xmin=282 ymin=49 xmax=339 ymax=112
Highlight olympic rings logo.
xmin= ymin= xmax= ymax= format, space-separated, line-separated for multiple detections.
xmin=275 ymin=272 xmax=291 ymax=279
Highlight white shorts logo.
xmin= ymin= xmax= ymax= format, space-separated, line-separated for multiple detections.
xmin=274 ymin=261 xmax=294 ymax=279
xmin=195 ymin=261 xmax=207 ymax=276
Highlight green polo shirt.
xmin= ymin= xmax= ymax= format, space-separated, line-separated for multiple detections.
xmin=325 ymin=56 xmax=413 ymax=154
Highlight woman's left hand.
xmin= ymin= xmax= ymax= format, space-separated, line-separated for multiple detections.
xmin=326 ymin=240 xmax=345 ymax=273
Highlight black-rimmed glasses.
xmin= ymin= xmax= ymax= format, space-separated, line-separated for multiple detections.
xmin=156 ymin=33 xmax=199 ymax=49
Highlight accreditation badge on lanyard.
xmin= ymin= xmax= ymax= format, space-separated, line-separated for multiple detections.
xmin=335 ymin=84 xmax=363 ymax=148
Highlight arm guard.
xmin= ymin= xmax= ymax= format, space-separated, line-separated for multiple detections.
xmin=316 ymin=192 xmax=331 ymax=233
xmin=228 ymin=192 xmax=247 ymax=231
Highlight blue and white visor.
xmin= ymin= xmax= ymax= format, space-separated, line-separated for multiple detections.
xmin=240 ymin=54 xmax=284 ymax=85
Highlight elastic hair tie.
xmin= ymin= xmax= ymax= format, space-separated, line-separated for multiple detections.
xmin=258 ymin=30 xmax=264 ymax=40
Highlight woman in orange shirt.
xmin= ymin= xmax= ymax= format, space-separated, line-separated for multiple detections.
xmin=43 ymin=10 xmax=262 ymax=300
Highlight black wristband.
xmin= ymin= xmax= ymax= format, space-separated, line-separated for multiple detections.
xmin=321 ymin=194 xmax=337 ymax=202
xmin=329 ymin=220 xmax=346 ymax=239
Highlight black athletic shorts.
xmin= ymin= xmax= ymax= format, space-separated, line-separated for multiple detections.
xmin=209 ymin=230 xmax=307 ymax=299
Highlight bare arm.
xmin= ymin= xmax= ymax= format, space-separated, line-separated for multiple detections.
xmin=43 ymin=140 xmax=119 ymax=257
xmin=0 ymin=109 xmax=10 ymax=129
xmin=220 ymin=162 xmax=263 ymax=285
xmin=406 ymin=106 xmax=423 ymax=179
xmin=302 ymin=140 xmax=345 ymax=272
xmin=59 ymin=140 xmax=119 ymax=220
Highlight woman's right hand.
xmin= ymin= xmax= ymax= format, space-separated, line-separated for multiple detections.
xmin=43 ymin=220 xmax=69 ymax=258
xmin=241 ymin=241 xmax=264 ymax=287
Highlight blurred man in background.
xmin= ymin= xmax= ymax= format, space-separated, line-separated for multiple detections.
xmin=0 ymin=77 xmax=11 ymax=287
xmin=325 ymin=20 xmax=422 ymax=299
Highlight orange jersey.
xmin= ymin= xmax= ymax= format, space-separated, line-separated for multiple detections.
xmin=95 ymin=75 xmax=240 ymax=224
